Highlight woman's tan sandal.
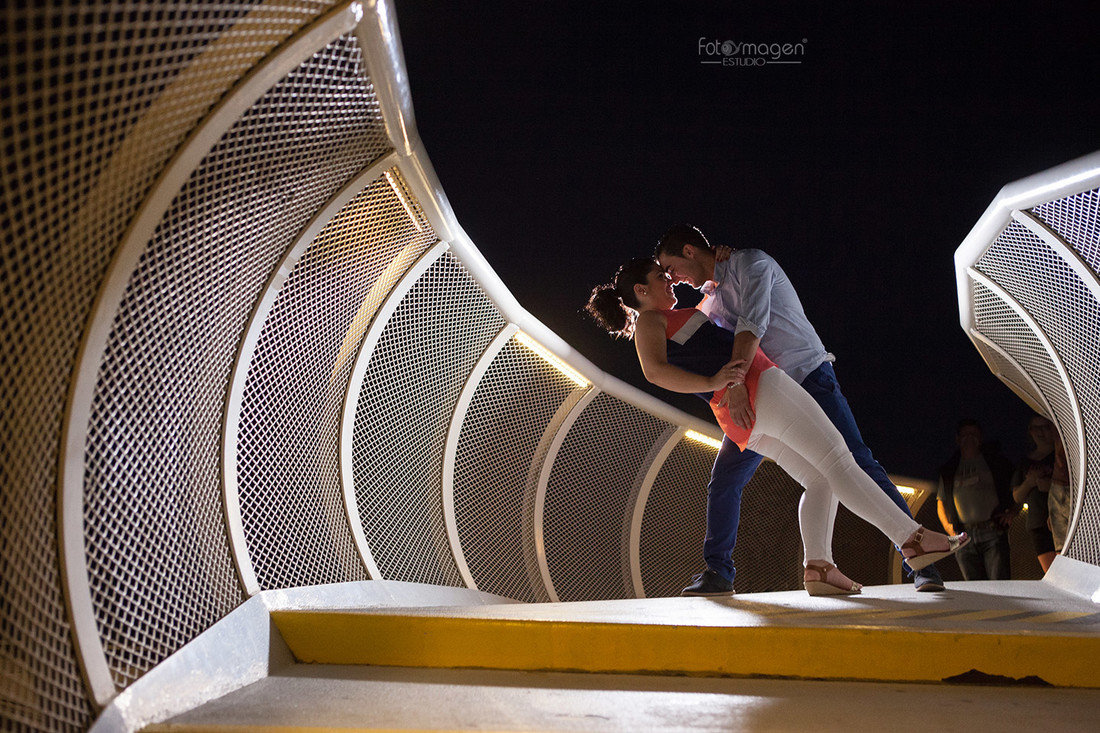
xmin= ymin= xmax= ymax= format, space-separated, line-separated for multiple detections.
xmin=804 ymin=561 xmax=862 ymax=596
xmin=901 ymin=527 xmax=970 ymax=571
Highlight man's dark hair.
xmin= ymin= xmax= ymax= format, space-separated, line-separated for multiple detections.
xmin=655 ymin=223 xmax=712 ymax=259
xmin=956 ymin=418 xmax=981 ymax=435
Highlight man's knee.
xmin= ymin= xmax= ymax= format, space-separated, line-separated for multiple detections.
xmin=709 ymin=445 xmax=762 ymax=494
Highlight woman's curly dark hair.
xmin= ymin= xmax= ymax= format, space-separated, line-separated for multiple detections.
xmin=584 ymin=258 xmax=659 ymax=339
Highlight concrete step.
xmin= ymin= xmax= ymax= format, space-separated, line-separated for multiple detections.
xmin=145 ymin=663 xmax=1100 ymax=733
xmin=268 ymin=581 xmax=1100 ymax=688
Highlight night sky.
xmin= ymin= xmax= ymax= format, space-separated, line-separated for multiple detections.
xmin=395 ymin=1 xmax=1100 ymax=480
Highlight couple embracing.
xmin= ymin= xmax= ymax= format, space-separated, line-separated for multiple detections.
xmin=586 ymin=225 xmax=964 ymax=596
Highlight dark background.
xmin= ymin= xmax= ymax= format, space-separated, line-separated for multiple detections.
xmin=395 ymin=1 xmax=1099 ymax=481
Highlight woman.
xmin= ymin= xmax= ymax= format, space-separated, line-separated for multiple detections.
xmin=1048 ymin=438 xmax=1071 ymax=553
xmin=586 ymin=258 xmax=968 ymax=595
xmin=1011 ymin=415 xmax=1057 ymax=572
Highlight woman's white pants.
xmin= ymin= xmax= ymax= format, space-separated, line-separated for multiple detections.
xmin=746 ymin=367 xmax=919 ymax=564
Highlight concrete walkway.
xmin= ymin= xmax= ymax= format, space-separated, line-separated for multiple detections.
xmin=148 ymin=580 xmax=1100 ymax=732
xmin=271 ymin=581 xmax=1100 ymax=688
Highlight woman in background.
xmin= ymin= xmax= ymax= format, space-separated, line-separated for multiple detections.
xmin=1012 ymin=415 xmax=1057 ymax=572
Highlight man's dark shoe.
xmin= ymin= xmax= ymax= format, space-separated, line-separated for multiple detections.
xmin=680 ymin=569 xmax=734 ymax=597
xmin=914 ymin=564 xmax=945 ymax=592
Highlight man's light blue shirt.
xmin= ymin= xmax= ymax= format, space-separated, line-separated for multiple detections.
xmin=699 ymin=248 xmax=833 ymax=385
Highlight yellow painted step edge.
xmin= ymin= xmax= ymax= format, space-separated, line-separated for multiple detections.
xmin=270 ymin=611 xmax=1100 ymax=688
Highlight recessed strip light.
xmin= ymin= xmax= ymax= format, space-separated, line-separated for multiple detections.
xmin=384 ymin=170 xmax=424 ymax=232
xmin=514 ymin=332 xmax=589 ymax=387
xmin=685 ymin=430 xmax=722 ymax=450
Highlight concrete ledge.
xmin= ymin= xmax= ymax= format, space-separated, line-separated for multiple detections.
xmin=90 ymin=581 xmax=515 ymax=732
xmin=1043 ymin=554 xmax=1100 ymax=603
xmin=271 ymin=582 xmax=1100 ymax=689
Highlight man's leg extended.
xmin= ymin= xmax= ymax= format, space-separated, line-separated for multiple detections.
xmin=703 ymin=437 xmax=764 ymax=584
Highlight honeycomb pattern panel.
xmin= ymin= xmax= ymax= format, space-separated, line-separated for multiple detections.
xmin=975 ymin=222 xmax=1100 ymax=564
xmin=238 ymin=170 xmax=434 ymax=591
xmin=451 ymin=337 xmax=582 ymax=602
xmin=1 ymin=2 xmax=339 ymax=728
xmin=83 ymin=33 xmax=388 ymax=691
xmin=543 ymin=394 xmax=672 ymax=602
xmin=352 ymin=251 xmax=506 ymax=586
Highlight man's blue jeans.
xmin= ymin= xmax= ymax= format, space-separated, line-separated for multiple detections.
xmin=954 ymin=525 xmax=1011 ymax=580
xmin=704 ymin=362 xmax=917 ymax=583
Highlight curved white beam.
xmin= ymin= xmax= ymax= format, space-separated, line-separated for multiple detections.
xmin=441 ymin=324 xmax=521 ymax=590
xmin=339 ymin=240 xmax=450 ymax=579
xmin=533 ymin=387 xmax=600 ymax=603
xmin=955 ymin=149 xmax=1100 ymax=331
xmin=968 ymin=330 xmax=1054 ymax=418
xmin=58 ymin=2 xmax=366 ymax=707
xmin=223 ymin=152 xmax=401 ymax=596
xmin=966 ymin=268 xmax=1087 ymax=512
xmin=628 ymin=428 xmax=686 ymax=598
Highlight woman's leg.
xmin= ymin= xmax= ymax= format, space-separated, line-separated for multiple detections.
xmin=747 ymin=368 xmax=920 ymax=547
xmin=746 ymin=429 xmax=836 ymax=563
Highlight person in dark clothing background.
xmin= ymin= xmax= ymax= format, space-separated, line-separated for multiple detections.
xmin=936 ymin=418 xmax=1017 ymax=580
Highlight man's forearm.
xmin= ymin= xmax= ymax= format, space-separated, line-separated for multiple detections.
xmin=731 ymin=331 xmax=760 ymax=366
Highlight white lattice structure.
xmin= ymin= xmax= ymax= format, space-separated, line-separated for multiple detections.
xmin=7 ymin=2 xmax=1096 ymax=731
xmin=2 ymin=4 xmax=901 ymax=730
xmin=955 ymin=151 xmax=1100 ymax=569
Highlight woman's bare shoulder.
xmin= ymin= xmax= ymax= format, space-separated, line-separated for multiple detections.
xmin=636 ymin=309 xmax=667 ymax=327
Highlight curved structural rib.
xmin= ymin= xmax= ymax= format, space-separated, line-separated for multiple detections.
xmin=0 ymin=3 xmax=907 ymax=730
xmin=955 ymin=149 xmax=1100 ymax=566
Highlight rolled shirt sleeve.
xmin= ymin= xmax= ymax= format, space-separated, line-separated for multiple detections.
xmin=707 ymin=249 xmax=832 ymax=385
xmin=733 ymin=250 xmax=778 ymax=338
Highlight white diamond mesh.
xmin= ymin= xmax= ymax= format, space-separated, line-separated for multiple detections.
xmin=637 ymin=438 xmax=717 ymax=597
xmin=451 ymin=338 xmax=581 ymax=602
xmin=973 ymin=339 xmax=1047 ymax=412
xmin=2 ymin=2 xmax=337 ymax=729
xmin=352 ymin=252 xmax=506 ymax=586
xmin=975 ymin=220 xmax=1100 ymax=564
xmin=83 ymin=33 xmax=388 ymax=691
xmin=542 ymin=394 xmax=672 ymax=602
xmin=1031 ymin=188 xmax=1100 ymax=275
xmin=237 ymin=170 xmax=433 ymax=591
xmin=6 ymin=4 xmax=1099 ymax=728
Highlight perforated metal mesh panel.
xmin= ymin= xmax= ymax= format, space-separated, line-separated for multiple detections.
xmin=972 ymin=339 xmax=1046 ymax=412
xmin=638 ymin=438 xmax=718 ymax=597
xmin=543 ymin=394 xmax=672 ymax=601
xmin=1032 ymin=188 xmax=1100 ymax=274
xmin=451 ymin=338 xmax=583 ymax=602
xmin=2 ymin=2 xmax=336 ymax=728
xmin=975 ymin=220 xmax=1100 ymax=564
xmin=83 ymin=32 xmax=388 ymax=691
xmin=352 ymin=252 xmax=506 ymax=585
xmin=970 ymin=281 xmax=1078 ymax=456
xmin=238 ymin=170 xmax=432 ymax=590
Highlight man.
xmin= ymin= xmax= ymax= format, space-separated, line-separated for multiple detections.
xmin=937 ymin=419 xmax=1016 ymax=580
xmin=655 ymin=223 xmax=945 ymax=594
